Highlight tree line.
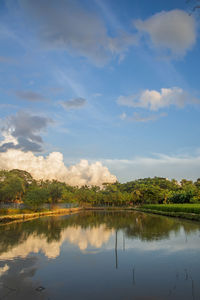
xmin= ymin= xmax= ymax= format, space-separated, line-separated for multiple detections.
xmin=0 ymin=169 xmax=200 ymax=209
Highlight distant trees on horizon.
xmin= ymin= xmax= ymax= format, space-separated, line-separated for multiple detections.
xmin=0 ymin=169 xmax=200 ymax=209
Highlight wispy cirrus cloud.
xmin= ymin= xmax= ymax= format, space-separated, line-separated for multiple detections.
xmin=0 ymin=56 xmax=17 ymax=64
xmin=18 ymin=0 xmax=137 ymax=66
xmin=15 ymin=90 xmax=49 ymax=102
xmin=60 ymin=98 xmax=87 ymax=111
xmin=103 ymin=153 xmax=200 ymax=182
xmin=120 ymin=112 xmax=167 ymax=122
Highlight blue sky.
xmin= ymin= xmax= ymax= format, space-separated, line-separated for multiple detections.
xmin=0 ymin=0 xmax=200 ymax=183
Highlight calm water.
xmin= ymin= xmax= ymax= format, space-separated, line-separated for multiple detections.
xmin=0 ymin=211 xmax=200 ymax=300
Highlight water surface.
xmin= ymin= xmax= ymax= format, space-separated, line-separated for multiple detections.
xmin=0 ymin=211 xmax=200 ymax=300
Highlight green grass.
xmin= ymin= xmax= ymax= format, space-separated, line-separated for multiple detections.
xmin=141 ymin=204 xmax=200 ymax=214
xmin=0 ymin=207 xmax=82 ymax=224
xmin=0 ymin=208 xmax=48 ymax=215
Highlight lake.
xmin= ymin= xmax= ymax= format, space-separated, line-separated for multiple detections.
xmin=0 ymin=211 xmax=200 ymax=300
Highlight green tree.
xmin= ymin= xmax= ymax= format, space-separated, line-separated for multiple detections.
xmin=47 ymin=181 xmax=63 ymax=207
xmin=23 ymin=187 xmax=49 ymax=210
xmin=1 ymin=175 xmax=25 ymax=202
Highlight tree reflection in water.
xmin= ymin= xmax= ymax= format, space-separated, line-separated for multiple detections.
xmin=0 ymin=211 xmax=200 ymax=300
xmin=0 ymin=211 xmax=200 ymax=259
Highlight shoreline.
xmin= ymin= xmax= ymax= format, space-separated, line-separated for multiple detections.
xmin=1 ymin=206 xmax=200 ymax=225
xmin=0 ymin=207 xmax=82 ymax=225
xmin=134 ymin=208 xmax=200 ymax=221
xmin=84 ymin=206 xmax=200 ymax=222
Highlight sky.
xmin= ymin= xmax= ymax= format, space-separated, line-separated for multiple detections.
xmin=0 ymin=0 xmax=200 ymax=184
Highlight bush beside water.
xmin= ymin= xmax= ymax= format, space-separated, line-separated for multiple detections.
xmin=141 ymin=204 xmax=200 ymax=214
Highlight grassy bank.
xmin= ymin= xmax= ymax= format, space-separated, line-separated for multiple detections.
xmin=137 ymin=204 xmax=200 ymax=221
xmin=0 ymin=207 xmax=82 ymax=224
xmin=2 ymin=204 xmax=200 ymax=224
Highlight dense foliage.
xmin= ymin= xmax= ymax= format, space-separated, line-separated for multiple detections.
xmin=141 ymin=204 xmax=200 ymax=214
xmin=0 ymin=169 xmax=200 ymax=208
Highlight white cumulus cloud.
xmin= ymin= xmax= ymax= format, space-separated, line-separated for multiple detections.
xmin=117 ymin=87 xmax=198 ymax=111
xmin=134 ymin=9 xmax=196 ymax=56
xmin=0 ymin=149 xmax=117 ymax=186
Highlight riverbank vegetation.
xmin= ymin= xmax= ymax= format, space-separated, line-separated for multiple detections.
xmin=141 ymin=204 xmax=200 ymax=214
xmin=1 ymin=169 xmax=200 ymax=211
xmin=138 ymin=204 xmax=200 ymax=221
xmin=0 ymin=207 xmax=81 ymax=224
